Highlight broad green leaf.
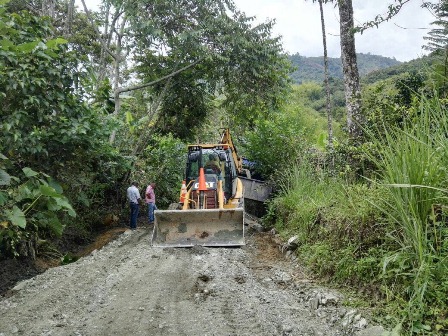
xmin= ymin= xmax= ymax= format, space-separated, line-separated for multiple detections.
xmin=46 ymin=38 xmax=67 ymax=49
xmin=46 ymin=198 xmax=60 ymax=211
xmin=50 ymin=220 xmax=65 ymax=236
xmin=125 ymin=111 xmax=134 ymax=124
xmin=44 ymin=50 xmax=58 ymax=58
xmin=40 ymin=185 xmax=61 ymax=197
xmin=126 ymin=111 xmax=135 ymax=133
xmin=55 ymin=197 xmax=76 ymax=217
xmin=40 ymin=212 xmax=65 ymax=236
xmin=0 ymin=153 xmax=7 ymax=160
xmin=0 ymin=168 xmax=10 ymax=186
xmin=17 ymin=41 xmax=38 ymax=53
xmin=17 ymin=185 xmax=33 ymax=200
xmin=48 ymin=179 xmax=63 ymax=194
xmin=67 ymin=208 xmax=76 ymax=217
xmin=23 ymin=167 xmax=38 ymax=177
xmin=0 ymin=39 xmax=14 ymax=49
xmin=0 ymin=191 xmax=7 ymax=206
xmin=6 ymin=206 xmax=26 ymax=228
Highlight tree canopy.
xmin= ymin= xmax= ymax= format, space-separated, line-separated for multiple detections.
xmin=73 ymin=0 xmax=293 ymax=142
xmin=0 ymin=0 xmax=293 ymax=258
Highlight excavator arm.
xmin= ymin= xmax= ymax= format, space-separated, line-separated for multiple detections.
xmin=220 ymin=128 xmax=243 ymax=175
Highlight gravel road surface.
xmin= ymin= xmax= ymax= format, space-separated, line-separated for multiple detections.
xmin=0 ymin=226 xmax=381 ymax=336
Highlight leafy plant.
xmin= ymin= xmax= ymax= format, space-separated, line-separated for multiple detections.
xmin=0 ymin=156 xmax=75 ymax=258
xmin=0 ymin=2 xmax=112 ymax=174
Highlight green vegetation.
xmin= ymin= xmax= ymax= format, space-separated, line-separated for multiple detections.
xmin=252 ymin=50 xmax=448 ymax=336
xmin=264 ymin=97 xmax=448 ymax=334
xmin=0 ymin=161 xmax=75 ymax=258
xmin=368 ymin=97 xmax=448 ymax=332
xmin=363 ymin=54 xmax=436 ymax=85
xmin=0 ymin=0 xmax=291 ymax=260
xmin=238 ymin=15 xmax=448 ymax=332
xmin=0 ymin=3 xmax=123 ymax=258
xmin=1 ymin=0 xmax=448 ymax=334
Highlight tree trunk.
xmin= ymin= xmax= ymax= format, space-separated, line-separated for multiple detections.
xmin=318 ymin=0 xmax=333 ymax=150
xmin=109 ymin=18 xmax=127 ymax=145
xmin=97 ymin=3 xmax=112 ymax=84
xmin=63 ymin=0 xmax=75 ymax=37
xmin=41 ymin=0 xmax=55 ymax=19
xmin=79 ymin=1 xmax=202 ymax=145
xmin=338 ymin=0 xmax=362 ymax=139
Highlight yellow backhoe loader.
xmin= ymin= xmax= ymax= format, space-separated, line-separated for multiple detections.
xmin=151 ymin=129 xmax=248 ymax=247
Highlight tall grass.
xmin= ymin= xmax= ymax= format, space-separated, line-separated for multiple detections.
xmin=271 ymin=95 xmax=448 ymax=333
xmin=368 ymin=96 xmax=448 ymax=332
xmin=270 ymin=160 xmax=384 ymax=279
xmin=272 ymin=161 xmax=338 ymax=238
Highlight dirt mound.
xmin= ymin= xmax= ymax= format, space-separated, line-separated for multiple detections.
xmin=0 ymin=225 xmax=127 ymax=297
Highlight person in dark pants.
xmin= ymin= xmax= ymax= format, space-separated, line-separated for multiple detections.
xmin=145 ymin=182 xmax=157 ymax=224
xmin=126 ymin=181 xmax=142 ymax=230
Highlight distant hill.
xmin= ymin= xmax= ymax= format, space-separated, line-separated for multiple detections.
xmin=289 ymin=53 xmax=401 ymax=84
xmin=362 ymin=53 xmax=438 ymax=84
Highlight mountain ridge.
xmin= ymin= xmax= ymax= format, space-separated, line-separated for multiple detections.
xmin=289 ymin=52 xmax=401 ymax=84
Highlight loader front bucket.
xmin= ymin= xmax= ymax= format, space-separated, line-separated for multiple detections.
xmin=151 ymin=208 xmax=245 ymax=247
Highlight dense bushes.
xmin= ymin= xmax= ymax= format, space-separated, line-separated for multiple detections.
xmin=0 ymin=4 xmax=125 ymax=258
xmin=266 ymin=96 xmax=448 ymax=334
xmin=242 ymin=85 xmax=340 ymax=180
xmin=131 ymin=133 xmax=186 ymax=209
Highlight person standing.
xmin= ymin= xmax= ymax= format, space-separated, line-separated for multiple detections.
xmin=127 ymin=181 xmax=141 ymax=230
xmin=145 ymin=182 xmax=157 ymax=224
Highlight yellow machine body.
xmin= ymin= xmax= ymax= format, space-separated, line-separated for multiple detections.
xmin=151 ymin=129 xmax=246 ymax=247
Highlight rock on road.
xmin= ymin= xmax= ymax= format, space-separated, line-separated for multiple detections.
xmin=0 ymin=227 xmax=379 ymax=336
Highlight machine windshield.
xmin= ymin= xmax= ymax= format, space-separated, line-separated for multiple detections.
xmin=186 ymin=149 xmax=223 ymax=180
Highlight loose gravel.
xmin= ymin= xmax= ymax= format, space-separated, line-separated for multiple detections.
xmin=0 ymin=226 xmax=383 ymax=336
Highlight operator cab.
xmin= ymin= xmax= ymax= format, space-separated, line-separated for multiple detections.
xmin=185 ymin=146 xmax=238 ymax=203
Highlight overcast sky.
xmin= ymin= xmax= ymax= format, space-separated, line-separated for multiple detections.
xmin=77 ymin=0 xmax=438 ymax=62
xmin=232 ymin=0 xmax=437 ymax=62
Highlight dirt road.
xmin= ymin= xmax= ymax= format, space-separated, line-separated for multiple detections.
xmin=0 ymin=226 xmax=382 ymax=336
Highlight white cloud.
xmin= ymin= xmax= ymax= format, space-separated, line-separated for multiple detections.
xmin=234 ymin=0 xmax=437 ymax=62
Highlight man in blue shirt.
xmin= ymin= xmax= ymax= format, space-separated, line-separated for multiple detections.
xmin=126 ymin=181 xmax=141 ymax=230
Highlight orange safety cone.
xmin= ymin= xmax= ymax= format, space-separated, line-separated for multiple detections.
xmin=198 ymin=168 xmax=207 ymax=209
xmin=198 ymin=168 xmax=207 ymax=191
xmin=179 ymin=180 xmax=187 ymax=203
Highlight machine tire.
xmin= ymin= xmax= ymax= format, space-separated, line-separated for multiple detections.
xmin=168 ymin=202 xmax=182 ymax=210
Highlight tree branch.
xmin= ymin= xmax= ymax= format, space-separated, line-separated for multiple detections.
xmin=116 ymin=58 xmax=204 ymax=94
xmin=355 ymin=0 xmax=412 ymax=33
xmin=80 ymin=0 xmax=119 ymax=61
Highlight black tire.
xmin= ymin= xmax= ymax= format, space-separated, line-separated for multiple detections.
xmin=168 ymin=203 xmax=182 ymax=210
